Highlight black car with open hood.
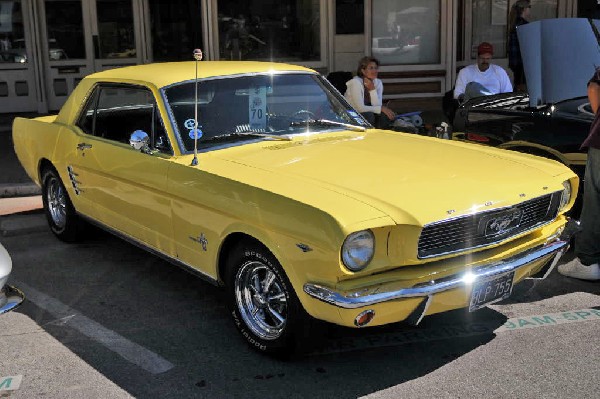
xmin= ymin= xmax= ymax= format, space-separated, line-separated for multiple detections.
xmin=453 ymin=18 xmax=600 ymax=213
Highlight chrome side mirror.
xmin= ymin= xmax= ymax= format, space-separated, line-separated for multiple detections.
xmin=130 ymin=129 xmax=150 ymax=152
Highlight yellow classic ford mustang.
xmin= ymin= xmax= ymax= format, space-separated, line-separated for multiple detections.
xmin=13 ymin=61 xmax=578 ymax=355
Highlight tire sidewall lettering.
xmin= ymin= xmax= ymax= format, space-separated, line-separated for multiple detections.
xmin=228 ymin=245 xmax=294 ymax=353
xmin=231 ymin=309 xmax=267 ymax=351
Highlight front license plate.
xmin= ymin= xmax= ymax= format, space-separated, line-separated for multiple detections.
xmin=469 ymin=271 xmax=515 ymax=312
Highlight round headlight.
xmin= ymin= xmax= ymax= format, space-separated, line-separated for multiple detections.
xmin=341 ymin=230 xmax=375 ymax=272
xmin=559 ymin=180 xmax=572 ymax=211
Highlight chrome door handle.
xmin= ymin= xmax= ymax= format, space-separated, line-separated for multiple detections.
xmin=77 ymin=143 xmax=92 ymax=150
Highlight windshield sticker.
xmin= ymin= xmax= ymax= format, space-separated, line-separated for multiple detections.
xmin=249 ymin=86 xmax=267 ymax=131
xmin=184 ymin=118 xmax=197 ymax=130
xmin=184 ymin=118 xmax=203 ymax=139
xmin=189 ymin=128 xmax=202 ymax=139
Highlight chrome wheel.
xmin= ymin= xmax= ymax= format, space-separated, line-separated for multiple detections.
xmin=234 ymin=260 xmax=288 ymax=340
xmin=46 ymin=175 xmax=67 ymax=229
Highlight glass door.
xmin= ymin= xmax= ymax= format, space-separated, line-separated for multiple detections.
xmin=40 ymin=0 xmax=143 ymax=111
xmin=91 ymin=0 xmax=142 ymax=70
xmin=0 ymin=0 xmax=39 ymax=112
xmin=141 ymin=0 xmax=204 ymax=62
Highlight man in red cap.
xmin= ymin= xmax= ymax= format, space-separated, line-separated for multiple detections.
xmin=453 ymin=42 xmax=513 ymax=102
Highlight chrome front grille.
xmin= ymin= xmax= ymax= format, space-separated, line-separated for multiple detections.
xmin=417 ymin=192 xmax=561 ymax=259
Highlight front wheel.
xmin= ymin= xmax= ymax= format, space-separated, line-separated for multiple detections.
xmin=226 ymin=240 xmax=310 ymax=356
xmin=41 ymin=167 xmax=83 ymax=242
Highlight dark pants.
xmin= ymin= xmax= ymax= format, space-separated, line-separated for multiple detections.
xmin=361 ymin=112 xmax=392 ymax=129
xmin=575 ymin=147 xmax=600 ymax=265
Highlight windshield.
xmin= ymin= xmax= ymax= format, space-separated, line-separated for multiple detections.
xmin=163 ymin=73 xmax=369 ymax=153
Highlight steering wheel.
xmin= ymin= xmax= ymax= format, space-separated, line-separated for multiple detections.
xmin=291 ymin=109 xmax=316 ymax=121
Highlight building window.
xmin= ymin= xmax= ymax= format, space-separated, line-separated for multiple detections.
xmin=96 ymin=0 xmax=135 ymax=58
xmin=528 ymin=0 xmax=558 ymax=20
xmin=371 ymin=0 xmax=441 ymax=65
xmin=217 ymin=0 xmax=320 ymax=61
xmin=471 ymin=0 xmax=557 ymax=59
xmin=44 ymin=0 xmax=85 ymax=60
xmin=149 ymin=0 xmax=203 ymax=62
xmin=471 ymin=0 xmax=508 ymax=58
xmin=336 ymin=0 xmax=364 ymax=34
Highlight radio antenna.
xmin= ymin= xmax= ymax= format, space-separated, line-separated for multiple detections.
xmin=191 ymin=48 xmax=203 ymax=166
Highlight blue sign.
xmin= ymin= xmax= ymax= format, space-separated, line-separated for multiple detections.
xmin=189 ymin=129 xmax=203 ymax=139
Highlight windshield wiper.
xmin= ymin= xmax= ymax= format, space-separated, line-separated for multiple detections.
xmin=289 ymin=119 xmax=366 ymax=132
xmin=202 ymin=130 xmax=292 ymax=142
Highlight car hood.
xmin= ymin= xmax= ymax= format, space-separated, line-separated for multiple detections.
xmin=519 ymin=18 xmax=600 ymax=107
xmin=210 ymin=130 xmax=572 ymax=226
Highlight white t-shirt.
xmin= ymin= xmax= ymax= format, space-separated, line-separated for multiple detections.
xmin=454 ymin=64 xmax=513 ymax=99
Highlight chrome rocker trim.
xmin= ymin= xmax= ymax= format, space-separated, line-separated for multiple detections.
xmin=304 ymin=236 xmax=570 ymax=310
xmin=78 ymin=214 xmax=220 ymax=287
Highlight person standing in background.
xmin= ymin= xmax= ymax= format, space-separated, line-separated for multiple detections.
xmin=508 ymin=0 xmax=531 ymax=91
xmin=558 ymin=68 xmax=600 ymax=281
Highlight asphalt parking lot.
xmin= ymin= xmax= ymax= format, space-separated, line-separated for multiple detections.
xmin=1 ymin=206 xmax=599 ymax=398
xmin=1 ymin=113 xmax=599 ymax=398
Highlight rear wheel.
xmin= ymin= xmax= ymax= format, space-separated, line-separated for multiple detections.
xmin=41 ymin=167 xmax=83 ymax=242
xmin=226 ymin=240 xmax=310 ymax=356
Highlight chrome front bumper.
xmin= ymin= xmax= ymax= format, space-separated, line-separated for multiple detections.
xmin=304 ymin=224 xmax=576 ymax=310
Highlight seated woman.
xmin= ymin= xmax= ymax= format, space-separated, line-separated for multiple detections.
xmin=344 ymin=56 xmax=396 ymax=128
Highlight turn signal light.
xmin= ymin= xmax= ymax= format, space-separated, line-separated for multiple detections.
xmin=354 ymin=310 xmax=375 ymax=327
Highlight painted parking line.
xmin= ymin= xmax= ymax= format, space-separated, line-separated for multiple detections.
xmin=0 ymin=375 xmax=22 ymax=391
xmin=14 ymin=281 xmax=174 ymax=374
xmin=310 ymin=308 xmax=600 ymax=356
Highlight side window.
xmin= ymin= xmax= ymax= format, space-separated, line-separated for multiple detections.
xmin=77 ymin=88 xmax=100 ymax=135
xmin=77 ymin=84 xmax=171 ymax=153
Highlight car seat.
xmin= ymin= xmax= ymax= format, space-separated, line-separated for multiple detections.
xmin=326 ymin=71 xmax=353 ymax=95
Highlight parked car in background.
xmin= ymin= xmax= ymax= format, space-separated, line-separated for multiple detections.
xmin=453 ymin=92 xmax=591 ymax=179
xmin=0 ymin=49 xmax=27 ymax=63
xmin=452 ymin=18 xmax=600 ymax=215
xmin=13 ymin=60 xmax=577 ymax=355
xmin=1 ymin=243 xmax=25 ymax=315
xmin=453 ymin=91 xmax=590 ymax=216
xmin=1 ymin=38 xmax=68 ymax=63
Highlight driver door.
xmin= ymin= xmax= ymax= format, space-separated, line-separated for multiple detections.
xmin=69 ymin=83 xmax=174 ymax=253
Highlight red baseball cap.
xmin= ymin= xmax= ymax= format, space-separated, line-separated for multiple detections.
xmin=477 ymin=42 xmax=494 ymax=56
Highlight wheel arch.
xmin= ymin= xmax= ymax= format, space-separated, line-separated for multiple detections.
xmin=217 ymin=232 xmax=270 ymax=286
xmin=38 ymin=158 xmax=56 ymax=181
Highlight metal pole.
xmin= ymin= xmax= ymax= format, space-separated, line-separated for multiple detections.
xmin=191 ymin=48 xmax=203 ymax=166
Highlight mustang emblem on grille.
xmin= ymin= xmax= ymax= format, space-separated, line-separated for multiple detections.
xmin=482 ymin=208 xmax=523 ymax=237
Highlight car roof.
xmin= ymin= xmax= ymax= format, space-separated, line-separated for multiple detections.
xmin=519 ymin=18 xmax=600 ymax=106
xmin=87 ymin=61 xmax=316 ymax=89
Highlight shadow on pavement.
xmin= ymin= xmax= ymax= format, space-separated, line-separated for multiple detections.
xmin=3 ymin=225 xmax=506 ymax=399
